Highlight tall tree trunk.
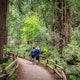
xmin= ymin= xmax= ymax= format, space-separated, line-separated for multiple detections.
xmin=52 ymin=0 xmax=70 ymax=54
xmin=0 ymin=0 xmax=9 ymax=63
xmin=65 ymin=0 xmax=70 ymax=45
xmin=30 ymin=0 xmax=34 ymax=11
xmin=52 ymin=0 xmax=55 ymax=31
xmin=57 ymin=0 xmax=64 ymax=54
xmin=3 ymin=0 xmax=9 ymax=45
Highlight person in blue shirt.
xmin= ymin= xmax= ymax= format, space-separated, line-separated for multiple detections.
xmin=34 ymin=46 xmax=40 ymax=64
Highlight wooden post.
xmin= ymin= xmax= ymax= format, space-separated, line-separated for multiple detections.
xmin=55 ymin=60 xmax=57 ymax=69
xmin=61 ymin=71 xmax=67 ymax=80
xmin=61 ymin=67 xmax=68 ymax=80
xmin=2 ymin=64 xmax=6 ymax=74
xmin=17 ymin=51 xmax=18 ymax=57
xmin=23 ymin=53 xmax=25 ymax=58
xmin=12 ymin=54 xmax=15 ymax=61
xmin=46 ymin=59 xmax=48 ymax=67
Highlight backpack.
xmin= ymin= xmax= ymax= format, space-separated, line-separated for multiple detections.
xmin=31 ymin=49 xmax=35 ymax=55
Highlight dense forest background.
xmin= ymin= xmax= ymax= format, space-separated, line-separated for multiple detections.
xmin=0 ymin=0 xmax=80 ymax=80
xmin=8 ymin=0 xmax=80 ymax=61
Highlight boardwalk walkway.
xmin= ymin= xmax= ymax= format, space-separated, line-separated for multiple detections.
xmin=16 ymin=58 xmax=54 ymax=80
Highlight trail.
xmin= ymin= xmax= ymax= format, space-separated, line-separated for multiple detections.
xmin=16 ymin=58 xmax=54 ymax=80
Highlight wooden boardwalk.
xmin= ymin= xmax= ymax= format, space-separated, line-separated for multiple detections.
xmin=16 ymin=58 xmax=54 ymax=80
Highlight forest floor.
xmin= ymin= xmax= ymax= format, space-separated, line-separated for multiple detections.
xmin=16 ymin=58 xmax=55 ymax=80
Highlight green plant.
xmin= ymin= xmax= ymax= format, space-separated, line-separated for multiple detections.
xmin=9 ymin=70 xmax=18 ymax=80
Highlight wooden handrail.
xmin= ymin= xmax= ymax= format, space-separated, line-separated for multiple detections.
xmin=0 ymin=74 xmax=7 ymax=79
xmin=47 ymin=59 xmax=55 ymax=64
xmin=40 ymin=57 xmax=68 ymax=80
xmin=61 ymin=70 xmax=67 ymax=80
xmin=0 ymin=68 xmax=2 ymax=73
xmin=53 ymin=68 xmax=62 ymax=78
xmin=54 ymin=64 xmax=64 ymax=70
xmin=5 ymin=59 xmax=17 ymax=71
xmin=18 ymin=54 xmax=68 ymax=80
xmin=47 ymin=59 xmax=64 ymax=70
xmin=7 ymin=64 xmax=18 ymax=79
xmin=0 ymin=59 xmax=18 ymax=80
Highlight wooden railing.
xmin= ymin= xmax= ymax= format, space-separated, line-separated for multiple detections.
xmin=0 ymin=59 xmax=18 ymax=80
xmin=47 ymin=59 xmax=67 ymax=80
xmin=40 ymin=56 xmax=68 ymax=80
xmin=15 ymin=53 xmax=68 ymax=80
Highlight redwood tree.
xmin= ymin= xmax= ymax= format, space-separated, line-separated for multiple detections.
xmin=65 ymin=0 xmax=70 ymax=44
xmin=0 ymin=0 xmax=9 ymax=63
xmin=52 ymin=0 xmax=70 ymax=54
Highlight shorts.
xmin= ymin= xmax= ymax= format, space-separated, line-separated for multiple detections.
xmin=36 ymin=57 xmax=39 ymax=60
xmin=32 ymin=55 xmax=35 ymax=58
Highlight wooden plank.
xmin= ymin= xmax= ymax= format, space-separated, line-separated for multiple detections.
xmin=0 ymin=69 xmax=2 ymax=73
xmin=47 ymin=64 xmax=53 ymax=70
xmin=48 ymin=59 xmax=55 ymax=64
xmin=47 ymin=64 xmax=62 ymax=78
xmin=53 ymin=68 xmax=62 ymax=78
xmin=7 ymin=64 xmax=18 ymax=79
xmin=5 ymin=59 xmax=17 ymax=71
xmin=48 ymin=59 xmax=64 ymax=70
xmin=0 ymin=74 xmax=7 ymax=79
xmin=61 ymin=71 xmax=67 ymax=80
xmin=38 ymin=56 xmax=66 ymax=80
xmin=40 ymin=55 xmax=46 ymax=58
xmin=55 ymin=64 xmax=64 ymax=70
xmin=0 ymin=59 xmax=18 ymax=80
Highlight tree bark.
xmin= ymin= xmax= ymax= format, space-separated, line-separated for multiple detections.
xmin=0 ymin=0 xmax=9 ymax=63
xmin=57 ymin=0 xmax=64 ymax=54
xmin=65 ymin=0 xmax=70 ymax=44
xmin=30 ymin=0 xmax=34 ymax=11
xmin=52 ymin=0 xmax=70 ymax=54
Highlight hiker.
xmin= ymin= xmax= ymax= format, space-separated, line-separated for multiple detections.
xmin=29 ymin=47 xmax=35 ymax=63
xmin=34 ymin=46 xmax=40 ymax=64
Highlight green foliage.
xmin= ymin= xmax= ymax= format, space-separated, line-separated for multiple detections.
xmin=21 ymin=12 xmax=49 ymax=42
xmin=67 ymin=67 xmax=80 ymax=80
xmin=9 ymin=70 xmax=18 ymax=80
xmin=0 ymin=60 xmax=12 ymax=67
xmin=71 ymin=0 xmax=80 ymax=27
xmin=67 ymin=66 xmax=80 ymax=73
xmin=70 ymin=75 xmax=80 ymax=80
xmin=8 ymin=3 xmax=24 ymax=40
xmin=52 ymin=57 xmax=67 ymax=66
xmin=71 ymin=27 xmax=80 ymax=45
xmin=4 ymin=60 xmax=12 ymax=67
xmin=21 ymin=13 xmax=40 ymax=41
xmin=63 ymin=27 xmax=80 ymax=60
xmin=8 ymin=1 xmax=80 ymax=80
xmin=18 ymin=44 xmax=26 ymax=53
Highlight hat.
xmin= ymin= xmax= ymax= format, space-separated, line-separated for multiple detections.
xmin=36 ymin=46 xmax=40 ymax=49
